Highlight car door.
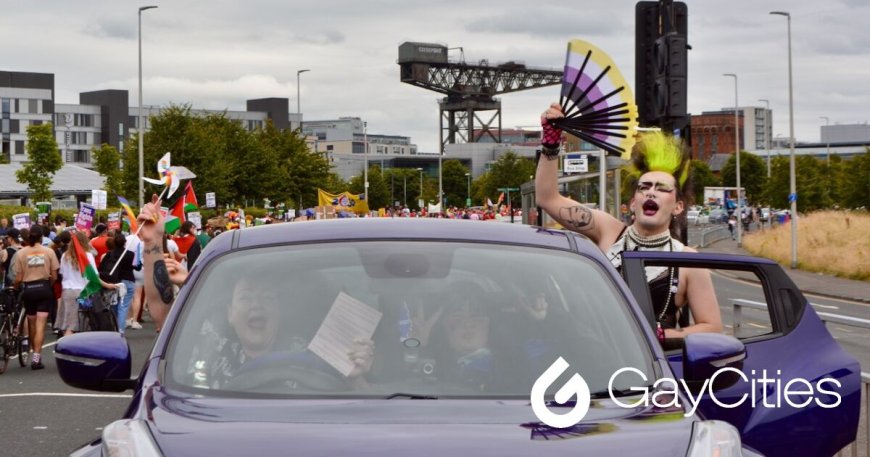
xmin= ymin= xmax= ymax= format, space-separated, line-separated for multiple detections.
xmin=621 ymin=251 xmax=860 ymax=457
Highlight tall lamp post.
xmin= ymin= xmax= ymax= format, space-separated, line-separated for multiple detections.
xmin=820 ymin=116 xmax=830 ymax=164
xmin=363 ymin=121 xmax=368 ymax=208
xmin=758 ymin=99 xmax=771 ymax=177
xmin=416 ymin=167 xmax=424 ymax=209
xmin=771 ymin=10 xmax=797 ymax=269
xmin=464 ymin=172 xmax=471 ymax=207
xmin=723 ymin=73 xmax=742 ymax=247
xmin=296 ymin=69 xmax=310 ymax=130
xmin=138 ymin=5 xmax=158 ymax=209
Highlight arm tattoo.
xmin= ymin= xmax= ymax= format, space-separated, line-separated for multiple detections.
xmin=153 ymin=260 xmax=174 ymax=304
xmin=145 ymin=244 xmax=162 ymax=255
xmin=559 ymin=205 xmax=596 ymax=231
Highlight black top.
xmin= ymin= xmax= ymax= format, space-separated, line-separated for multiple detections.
xmin=99 ymin=248 xmax=135 ymax=283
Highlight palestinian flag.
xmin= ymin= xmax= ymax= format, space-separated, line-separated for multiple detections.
xmin=182 ymin=182 xmax=199 ymax=212
xmin=71 ymin=232 xmax=103 ymax=299
xmin=162 ymin=208 xmax=182 ymax=235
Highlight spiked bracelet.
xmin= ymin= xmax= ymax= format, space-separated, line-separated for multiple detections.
xmin=540 ymin=144 xmax=561 ymax=159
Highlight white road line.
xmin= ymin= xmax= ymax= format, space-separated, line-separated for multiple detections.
xmin=42 ymin=341 xmax=57 ymax=349
xmin=33 ymin=426 xmax=48 ymax=430
xmin=710 ymin=270 xmax=870 ymax=307
xmin=812 ymin=304 xmax=840 ymax=310
xmin=748 ymin=323 xmax=767 ymax=329
xmin=0 ymin=392 xmax=132 ymax=399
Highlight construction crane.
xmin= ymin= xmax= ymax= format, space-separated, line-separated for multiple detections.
xmin=398 ymin=42 xmax=563 ymax=152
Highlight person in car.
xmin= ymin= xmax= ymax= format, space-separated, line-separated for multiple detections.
xmin=535 ymin=103 xmax=722 ymax=342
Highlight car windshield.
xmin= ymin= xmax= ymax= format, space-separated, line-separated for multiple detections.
xmin=167 ymin=241 xmax=653 ymax=398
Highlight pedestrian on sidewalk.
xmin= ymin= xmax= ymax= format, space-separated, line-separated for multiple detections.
xmin=728 ymin=215 xmax=737 ymax=240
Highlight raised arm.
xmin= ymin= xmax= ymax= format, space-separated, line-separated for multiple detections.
xmin=535 ymin=103 xmax=625 ymax=250
xmin=137 ymin=194 xmax=174 ymax=331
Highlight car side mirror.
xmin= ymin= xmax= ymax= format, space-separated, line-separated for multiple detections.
xmin=682 ymin=333 xmax=745 ymax=395
xmin=55 ymin=332 xmax=135 ymax=392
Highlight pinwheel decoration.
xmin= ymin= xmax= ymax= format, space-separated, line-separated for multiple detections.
xmin=142 ymin=152 xmax=196 ymax=199
xmin=551 ymin=39 xmax=639 ymax=159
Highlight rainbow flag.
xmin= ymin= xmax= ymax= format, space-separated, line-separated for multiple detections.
xmin=71 ymin=232 xmax=103 ymax=299
xmin=117 ymin=195 xmax=139 ymax=233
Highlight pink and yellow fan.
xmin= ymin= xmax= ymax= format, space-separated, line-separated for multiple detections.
xmin=552 ymin=39 xmax=638 ymax=159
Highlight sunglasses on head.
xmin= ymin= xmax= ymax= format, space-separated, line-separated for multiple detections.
xmin=636 ymin=180 xmax=676 ymax=193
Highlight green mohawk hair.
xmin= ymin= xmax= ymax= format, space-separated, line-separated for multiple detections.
xmin=627 ymin=131 xmax=690 ymax=188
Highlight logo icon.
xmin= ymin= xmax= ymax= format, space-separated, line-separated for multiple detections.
xmin=530 ymin=357 xmax=591 ymax=428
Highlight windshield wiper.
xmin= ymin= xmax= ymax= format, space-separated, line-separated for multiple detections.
xmin=588 ymin=387 xmax=648 ymax=399
xmin=385 ymin=393 xmax=439 ymax=400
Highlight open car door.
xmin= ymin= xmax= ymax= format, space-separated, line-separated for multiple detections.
xmin=621 ymin=251 xmax=860 ymax=457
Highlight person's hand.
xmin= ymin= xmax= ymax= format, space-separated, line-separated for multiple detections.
xmin=410 ymin=304 xmax=444 ymax=347
xmin=346 ymin=338 xmax=374 ymax=378
xmin=540 ymin=102 xmax=565 ymax=147
xmin=162 ymin=257 xmax=189 ymax=286
xmin=137 ymin=193 xmax=165 ymax=244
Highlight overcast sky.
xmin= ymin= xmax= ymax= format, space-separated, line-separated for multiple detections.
xmin=4 ymin=0 xmax=868 ymax=153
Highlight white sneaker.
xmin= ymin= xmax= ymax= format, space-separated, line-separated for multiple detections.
xmin=131 ymin=321 xmax=143 ymax=330
xmin=125 ymin=319 xmax=133 ymax=329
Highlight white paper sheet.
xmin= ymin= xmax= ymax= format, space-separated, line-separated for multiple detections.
xmin=308 ymin=292 xmax=382 ymax=376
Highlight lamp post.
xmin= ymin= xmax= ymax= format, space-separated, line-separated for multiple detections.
xmin=138 ymin=5 xmax=158 ymax=209
xmin=820 ymin=116 xmax=830 ymax=164
xmin=363 ymin=121 xmax=368 ymax=208
xmin=464 ymin=172 xmax=471 ymax=207
xmin=758 ymin=99 xmax=771 ymax=177
xmin=771 ymin=10 xmax=797 ymax=269
xmin=416 ymin=167 xmax=423 ymax=209
xmin=296 ymin=69 xmax=310 ymax=130
xmin=723 ymin=73 xmax=742 ymax=247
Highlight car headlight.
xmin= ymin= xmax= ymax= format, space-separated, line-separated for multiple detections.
xmin=685 ymin=420 xmax=745 ymax=457
xmin=101 ymin=419 xmax=162 ymax=457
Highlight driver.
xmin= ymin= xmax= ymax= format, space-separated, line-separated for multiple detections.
xmin=188 ymin=273 xmax=375 ymax=390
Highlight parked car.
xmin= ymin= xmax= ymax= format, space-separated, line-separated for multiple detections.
xmin=708 ymin=208 xmax=728 ymax=224
xmin=760 ymin=208 xmax=771 ymax=223
xmin=686 ymin=210 xmax=709 ymax=225
xmin=55 ymin=219 xmax=860 ymax=457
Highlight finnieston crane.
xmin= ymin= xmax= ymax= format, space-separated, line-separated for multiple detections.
xmin=398 ymin=42 xmax=563 ymax=152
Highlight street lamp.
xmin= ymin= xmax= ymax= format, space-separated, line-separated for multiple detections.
xmin=296 ymin=69 xmax=310 ymax=129
xmin=464 ymin=172 xmax=471 ymax=207
xmin=363 ymin=121 xmax=368 ymax=208
xmin=723 ymin=73 xmax=742 ymax=247
xmin=758 ymin=99 xmax=771 ymax=177
xmin=820 ymin=116 xmax=830 ymax=164
xmin=771 ymin=10 xmax=798 ymax=269
xmin=416 ymin=167 xmax=424 ymax=208
xmin=138 ymin=4 xmax=158 ymax=209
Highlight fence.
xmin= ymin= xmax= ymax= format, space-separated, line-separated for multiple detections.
xmin=731 ymin=299 xmax=870 ymax=456
xmin=697 ymin=226 xmax=731 ymax=248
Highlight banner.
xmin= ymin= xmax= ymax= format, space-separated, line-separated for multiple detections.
xmin=205 ymin=192 xmax=216 ymax=208
xmin=13 ymin=213 xmax=31 ymax=230
xmin=317 ymin=189 xmax=370 ymax=215
xmin=107 ymin=212 xmax=121 ymax=232
xmin=35 ymin=202 xmax=52 ymax=225
xmin=91 ymin=190 xmax=108 ymax=210
xmin=75 ymin=203 xmax=96 ymax=233
xmin=187 ymin=212 xmax=202 ymax=230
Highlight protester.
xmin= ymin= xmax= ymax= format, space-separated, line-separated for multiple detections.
xmin=99 ymin=233 xmax=136 ymax=335
xmin=57 ymin=231 xmax=118 ymax=336
xmin=12 ymin=225 xmax=59 ymax=370
xmin=535 ymin=102 xmax=722 ymax=341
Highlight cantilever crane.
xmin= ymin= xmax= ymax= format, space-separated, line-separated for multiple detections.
xmin=399 ymin=42 xmax=563 ymax=152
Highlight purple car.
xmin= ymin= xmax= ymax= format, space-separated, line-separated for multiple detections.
xmin=56 ymin=219 xmax=859 ymax=456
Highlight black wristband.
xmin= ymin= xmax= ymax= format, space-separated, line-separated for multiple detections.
xmin=540 ymin=144 xmax=561 ymax=158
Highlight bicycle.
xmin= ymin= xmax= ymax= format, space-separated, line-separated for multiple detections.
xmin=0 ymin=287 xmax=30 ymax=373
xmin=77 ymin=288 xmax=119 ymax=333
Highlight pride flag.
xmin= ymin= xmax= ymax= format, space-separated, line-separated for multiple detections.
xmin=70 ymin=232 xmax=103 ymax=299
xmin=116 ymin=195 xmax=139 ymax=233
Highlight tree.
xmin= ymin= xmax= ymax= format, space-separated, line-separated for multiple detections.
xmin=836 ymin=149 xmax=870 ymax=209
xmin=483 ymin=151 xmax=536 ymax=207
xmin=689 ymin=160 xmax=719 ymax=206
xmin=442 ymin=160 xmax=471 ymax=207
xmin=720 ymin=151 xmax=766 ymax=204
xmin=92 ymin=143 xmax=123 ymax=206
xmin=16 ymin=123 xmax=62 ymax=203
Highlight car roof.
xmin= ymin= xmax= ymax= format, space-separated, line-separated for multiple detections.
xmin=226 ymin=218 xmax=578 ymax=252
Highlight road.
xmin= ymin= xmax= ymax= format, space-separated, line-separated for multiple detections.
xmin=1 ymin=267 xmax=867 ymax=456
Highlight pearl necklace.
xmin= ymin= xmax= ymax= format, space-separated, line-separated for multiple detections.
xmin=626 ymin=225 xmax=671 ymax=249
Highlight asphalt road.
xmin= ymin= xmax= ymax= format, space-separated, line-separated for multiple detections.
xmin=1 ymin=264 xmax=867 ymax=456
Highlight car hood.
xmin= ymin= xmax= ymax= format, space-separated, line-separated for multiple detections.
xmin=145 ymin=388 xmax=693 ymax=456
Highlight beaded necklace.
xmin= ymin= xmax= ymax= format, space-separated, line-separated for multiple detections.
xmin=624 ymin=226 xmax=679 ymax=339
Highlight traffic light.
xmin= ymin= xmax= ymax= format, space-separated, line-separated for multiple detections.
xmin=635 ymin=1 xmax=688 ymax=127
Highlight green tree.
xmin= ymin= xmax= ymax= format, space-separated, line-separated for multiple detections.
xmin=16 ymin=123 xmax=62 ymax=203
xmin=793 ymin=156 xmax=832 ymax=211
xmin=442 ymin=160 xmax=471 ymax=207
xmin=720 ymin=151 xmax=766 ymax=204
xmin=483 ymin=151 xmax=536 ymax=207
xmin=763 ymin=155 xmax=791 ymax=209
xmin=92 ymin=143 xmax=123 ymax=206
xmin=836 ymin=149 xmax=870 ymax=209
xmin=689 ymin=160 xmax=720 ymax=206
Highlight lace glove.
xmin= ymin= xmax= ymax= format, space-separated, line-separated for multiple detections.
xmin=540 ymin=115 xmax=563 ymax=150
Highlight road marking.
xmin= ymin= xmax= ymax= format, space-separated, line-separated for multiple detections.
xmin=812 ymin=304 xmax=840 ymax=310
xmin=0 ymin=392 xmax=132 ymax=399
xmin=748 ymin=323 xmax=767 ymax=329
xmin=711 ymin=270 xmax=870 ymax=307
xmin=42 ymin=341 xmax=57 ymax=349
xmin=33 ymin=426 xmax=48 ymax=430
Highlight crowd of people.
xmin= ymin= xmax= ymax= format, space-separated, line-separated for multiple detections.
xmin=0 ymin=214 xmax=212 ymax=370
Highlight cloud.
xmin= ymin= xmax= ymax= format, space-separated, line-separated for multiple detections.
xmin=294 ymin=30 xmax=346 ymax=45
xmin=465 ymin=7 xmax=627 ymax=38
xmin=83 ymin=18 xmax=136 ymax=40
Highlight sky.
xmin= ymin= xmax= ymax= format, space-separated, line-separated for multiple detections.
xmin=3 ymin=0 xmax=868 ymax=153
